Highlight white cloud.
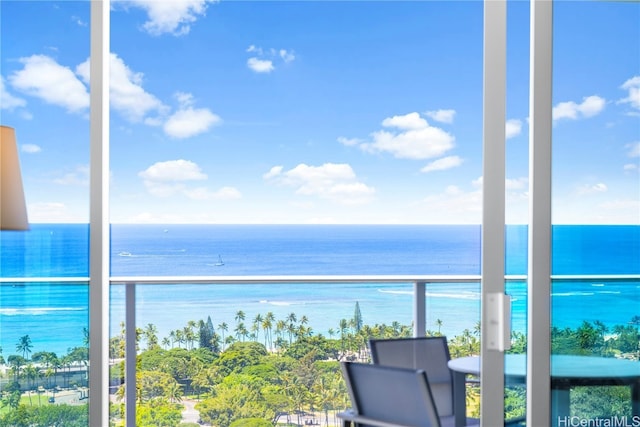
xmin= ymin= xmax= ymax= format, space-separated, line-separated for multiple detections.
xmin=337 ymin=136 xmax=362 ymax=147
xmin=626 ymin=141 xmax=640 ymax=158
xmin=623 ymin=164 xmax=638 ymax=172
xmin=579 ymin=96 xmax=607 ymax=117
xmin=78 ymin=56 xmax=219 ymax=137
xmin=350 ymin=112 xmax=455 ymax=160
xmin=425 ymin=109 xmax=456 ymax=124
xmin=263 ymin=166 xmax=283 ymax=180
xmin=140 ymin=159 xmax=207 ymax=182
xmin=175 ymin=91 xmax=194 ymax=107
xmin=123 ymin=0 xmax=215 ymax=36
xmin=264 ymin=163 xmax=375 ymax=205
xmin=246 ymin=45 xmax=295 ymax=73
xmin=552 ymin=95 xmax=606 ymax=121
xmin=21 ymin=144 xmax=41 ymax=154
xmin=163 ymin=93 xmax=221 ymax=139
xmin=577 ymin=182 xmax=608 ymax=195
xmin=53 ymin=165 xmax=90 ymax=186
xmin=247 ymin=57 xmax=274 ymax=73
xmin=9 ymin=55 xmax=89 ymax=112
xmin=420 ymin=155 xmax=463 ymax=173
xmin=72 ymin=15 xmax=87 ymax=27
xmin=0 ymin=77 xmax=26 ymax=110
xmin=77 ymin=53 xmax=166 ymax=122
xmin=382 ymin=112 xmax=428 ymax=130
xmin=279 ymin=49 xmax=296 ymax=63
xmin=505 ymin=119 xmax=523 ymax=139
xmin=139 ymin=159 xmax=209 ymax=197
xmin=506 ymin=177 xmax=528 ymax=191
xmin=619 ymin=76 xmax=640 ymax=110
xmin=366 ymin=128 xmax=454 ymax=160
xmin=418 ymin=176 xmax=529 ymax=223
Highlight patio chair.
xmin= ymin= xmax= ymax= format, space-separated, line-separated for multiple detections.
xmin=369 ymin=337 xmax=479 ymax=426
xmin=338 ymin=361 xmax=442 ymax=427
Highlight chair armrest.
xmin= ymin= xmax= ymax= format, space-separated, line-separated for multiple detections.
xmin=337 ymin=410 xmax=418 ymax=427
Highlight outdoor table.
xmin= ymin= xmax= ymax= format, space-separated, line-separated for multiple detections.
xmin=447 ymin=354 xmax=640 ymax=427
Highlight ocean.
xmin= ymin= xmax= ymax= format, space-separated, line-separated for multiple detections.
xmin=1 ymin=224 xmax=639 ymax=358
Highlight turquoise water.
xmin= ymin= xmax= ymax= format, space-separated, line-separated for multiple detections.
xmin=1 ymin=224 xmax=639 ymax=357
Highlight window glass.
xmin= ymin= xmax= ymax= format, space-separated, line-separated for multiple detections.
xmin=551 ymin=1 xmax=640 ymax=422
xmin=0 ymin=2 xmax=90 ymax=425
xmin=108 ymin=2 xmax=485 ymax=425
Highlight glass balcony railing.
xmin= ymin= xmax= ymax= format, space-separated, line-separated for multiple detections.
xmin=2 ymin=275 xmax=639 ymax=426
xmin=0 ymin=278 xmax=90 ymax=426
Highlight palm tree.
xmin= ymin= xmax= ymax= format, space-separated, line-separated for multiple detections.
xmin=183 ymin=326 xmax=196 ymax=350
xmin=144 ymin=323 xmax=159 ymax=350
xmin=339 ymin=319 xmax=349 ymax=353
xmin=16 ymin=335 xmax=33 ymax=360
xmin=250 ymin=323 xmax=260 ymax=342
xmin=276 ymin=320 xmax=286 ymax=344
xmin=235 ymin=310 xmax=245 ymax=324
xmin=328 ymin=328 xmax=336 ymax=340
xmin=264 ymin=312 xmax=275 ymax=349
xmin=224 ymin=335 xmax=236 ymax=348
xmin=7 ymin=355 xmax=25 ymax=383
xmin=287 ymin=312 xmax=297 ymax=327
xmin=165 ymin=381 xmax=183 ymax=403
xmin=23 ymin=364 xmax=38 ymax=403
xmin=175 ymin=329 xmax=185 ymax=348
xmin=262 ymin=315 xmax=273 ymax=349
xmin=210 ymin=332 xmax=222 ymax=353
xmin=391 ymin=321 xmax=401 ymax=337
xmin=253 ymin=313 xmax=263 ymax=342
xmin=186 ymin=320 xmax=197 ymax=349
xmin=45 ymin=367 xmax=55 ymax=389
xmin=161 ymin=337 xmax=170 ymax=349
xmin=235 ymin=322 xmax=247 ymax=342
xmin=218 ymin=322 xmax=228 ymax=350
xmin=435 ymin=319 xmax=443 ymax=335
xmin=287 ymin=322 xmax=297 ymax=344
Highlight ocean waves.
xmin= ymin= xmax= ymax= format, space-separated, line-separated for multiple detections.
xmin=0 ymin=306 xmax=86 ymax=316
xmin=377 ymin=288 xmax=481 ymax=300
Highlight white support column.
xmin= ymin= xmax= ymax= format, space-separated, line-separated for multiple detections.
xmin=481 ymin=0 xmax=506 ymax=426
xmin=125 ymin=283 xmax=137 ymax=426
xmin=528 ymin=1 xmax=553 ymax=425
xmin=89 ymin=1 xmax=110 ymax=425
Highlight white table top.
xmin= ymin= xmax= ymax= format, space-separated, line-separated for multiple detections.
xmin=448 ymin=354 xmax=640 ymax=380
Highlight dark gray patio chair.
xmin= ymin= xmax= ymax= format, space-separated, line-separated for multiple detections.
xmin=369 ymin=337 xmax=479 ymax=427
xmin=338 ymin=361 xmax=442 ymax=427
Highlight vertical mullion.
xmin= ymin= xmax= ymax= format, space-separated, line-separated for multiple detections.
xmin=414 ymin=281 xmax=426 ymax=337
xmin=481 ymin=1 xmax=507 ymax=426
xmin=89 ymin=0 xmax=110 ymax=426
xmin=125 ymin=283 xmax=137 ymax=425
xmin=528 ymin=0 xmax=553 ymax=425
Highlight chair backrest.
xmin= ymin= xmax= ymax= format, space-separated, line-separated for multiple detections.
xmin=341 ymin=362 xmax=442 ymax=427
xmin=369 ymin=336 xmax=454 ymax=417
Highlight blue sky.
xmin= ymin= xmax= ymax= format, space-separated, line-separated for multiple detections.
xmin=1 ymin=0 xmax=638 ymax=224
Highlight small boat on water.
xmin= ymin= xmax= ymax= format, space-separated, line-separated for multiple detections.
xmin=214 ymin=255 xmax=224 ymax=266
xmin=118 ymin=251 xmax=132 ymax=257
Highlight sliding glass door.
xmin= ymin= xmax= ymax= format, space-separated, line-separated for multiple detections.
xmin=550 ymin=1 xmax=640 ymax=425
